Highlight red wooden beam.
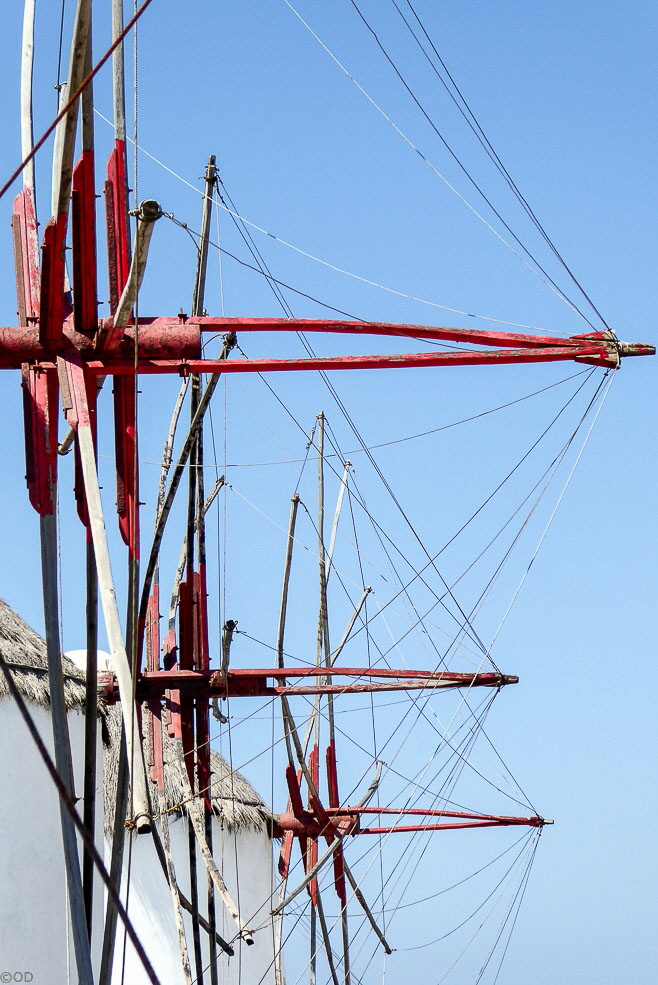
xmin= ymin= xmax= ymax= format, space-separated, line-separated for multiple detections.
xmin=104 ymin=141 xmax=131 ymax=328
xmin=145 ymin=585 xmax=165 ymax=790
xmin=190 ymin=316 xmax=611 ymax=350
xmin=0 ymin=321 xmax=652 ymax=370
xmin=21 ymin=365 xmax=59 ymax=516
xmin=0 ymin=322 xmax=201 ymax=367
xmin=326 ymin=743 xmax=347 ymax=905
xmin=328 ymin=806 xmax=544 ymax=822
xmin=358 ymin=819 xmax=544 ymax=833
xmin=178 ymin=575 xmax=196 ymax=788
xmin=135 ymin=667 xmax=517 ymax=700
xmin=113 ymin=377 xmax=138 ymax=550
xmin=11 ymin=187 xmax=40 ymax=323
xmin=72 ymin=371 xmax=97 ymax=528
xmin=194 ymin=570 xmax=212 ymax=810
xmin=272 ymin=807 xmax=546 ymax=838
xmin=38 ymin=213 xmax=68 ymax=346
xmin=71 ymin=152 xmax=98 ymax=336
xmin=81 ymin=341 xmax=653 ymax=376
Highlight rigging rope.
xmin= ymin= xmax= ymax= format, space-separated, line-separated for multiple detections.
xmin=391 ymin=0 xmax=612 ymax=332
xmin=347 ymin=0 xmax=600 ymax=331
xmin=282 ymin=0 xmax=596 ymax=329
xmin=97 ymin=110 xmax=563 ymax=333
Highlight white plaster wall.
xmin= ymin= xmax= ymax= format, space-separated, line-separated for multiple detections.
xmin=113 ymin=817 xmax=277 ymax=985
xmin=0 ymin=702 xmax=103 ymax=984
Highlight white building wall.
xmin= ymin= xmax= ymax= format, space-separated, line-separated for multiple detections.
xmin=113 ymin=817 xmax=277 ymax=985
xmin=0 ymin=702 xmax=103 ymax=985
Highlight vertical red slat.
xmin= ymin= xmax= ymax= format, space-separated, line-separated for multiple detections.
xmin=113 ymin=377 xmax=138 ymax=551
xmin=39 ymin=213 xmax=67 ymax=346
xmin=278 ymin=830 xmax=294 ymax=880
xmin=73 ymin=372 xmax=97 ymax=528
xmin=307 ymin=746 xmax=320 ymax=905
xmin=163 ymin=629 xmax=180 ymax=739
xmin=21 ymin=366 xmax=59 ymax=516
xmin=106 ymin=142 xmax=139 ymax=553
xmin=71 ymin=152 xmax=98 ymax=336
xmin=326 ymin=742 xmax=347 ymax=904
xmin=105 ymin=141 xmax=131 ymax=314
xmin=285 ymin=765 xmax=305 ymax=819
xmin=145 ymin=585 xmax=164 ymax=789
xmin=326 ymin=743 xmax=339 ymax=808
xmin=194 ymin=569 xmax=211 ymax=809
xmin=178 ymin=576 xmax=196 ymax=788
xmin=12 ymin=187 xmax=41 ymax=323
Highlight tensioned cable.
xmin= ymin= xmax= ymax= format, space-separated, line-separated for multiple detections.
xmin=163 ymin=208 xmax=600 ymax=680
xmin=489 ymin=843 xmax=541 ymax=985
xmin=282 ymin=0 xmax=595 ymax=328
xmin=347 ymin=0 xmax=599 ymax=331
xmin=171 ymin=204 xmax=549 ymax=363
xmin=475 ymin=833 xmax=541 ymax=985
xmin=197 ymin=179 xmax=495 ymax=669
xmin=93 ymin=109 xmax=561 ymax=332
xmin=165 ymin=212 xmax=363 ymax=324
xmin=322 ymin=418 xmax=482 ymax=668
xmin=210 ymin=363 xmax=598 ymax=699
xmin=395 ymin=0 xmax=612 ymax=333
xmin=298 ymin=434 xmax=564 ymax=804
xmin=321 ymin=367 xmax=599 ymax=658
xmin=295 ymin=686 xmax=533 ymax=819
xmin=424 ymin=372 xmax=611 ymax=674
xmin=369 ymin=703 xmax=500 ymax=896
xmin=321 ymin=675 xmax=503 ymax=924
xmin=387 ymin=828 xmax=532 ymax=913
xmin=488 ymin=369 xmax=615 ymax=651
xmin=390 ymin=833 xmax=537 ymax=951
xmin=366 ymin=373 xmax=609 ymax=811
xmin=56 ymin=0 xmax=68 ymax=100
xmin=294 ymin=350 xmax=494 ymax=664
xmin=213 ymin=358 xmax=596 ymax=728
xmin=215 ymin=176 xmax=294 ymax=318
xmin=318 ymin=697 xmax=507 ymax=979
xmin=126 ymin=368 xmax=592 ymax=469
xmin=409 ymin=834 xmax=535 ymax=985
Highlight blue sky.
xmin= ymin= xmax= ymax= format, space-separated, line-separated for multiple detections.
xmin=0 ymin=2 xmax=656 ymax=984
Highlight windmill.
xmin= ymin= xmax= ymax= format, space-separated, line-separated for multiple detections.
xmin=1 ymin=2 xmax=654 ymax=984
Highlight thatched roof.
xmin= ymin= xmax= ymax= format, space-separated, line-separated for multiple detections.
xmin=103 ymin=706 xmax=274 ymax=835
xmin=0 ymin=597 xmax=87 ymax=709
xmin=0 ymin=596 xmax=272 ymax=835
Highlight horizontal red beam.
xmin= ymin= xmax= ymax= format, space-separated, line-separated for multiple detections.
xmin=359 ymin=818 xmax=545 ymax=833
xmin=223 ymin=666 xmax=516 ymax=681
xmin=82 ymin=344 xmax=631 ymax=375
xmin=328 ymin=806 xmax=540 ymax=822
xmin=0 ymin=321 xmax=201 ymax=368
xmin=133 ymin=667 xmax=517 ymax=700
xmin=191 ymin=316 xmax=594 ymax=350
xmin=273 ymin=806 xmax=548 ymax=838
xmin=0 ymin=317 xmax=652 ymax=371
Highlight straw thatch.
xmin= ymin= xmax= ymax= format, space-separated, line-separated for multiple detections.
xmin=0 ymin=595 xmax=272 ymax=836
xmin=103 ymin=706 xmax=274 ymax=836
xmin=0 ymin=597 xmax=87 ymax=709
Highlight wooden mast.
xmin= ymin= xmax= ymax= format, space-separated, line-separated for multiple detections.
xmin=27 ymin=1 xmax=94 ymax=981
xmin=78 ymin=6 xmax=99 ymax=943
xmin=184 ymin=153 xmax=218 ymax=985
